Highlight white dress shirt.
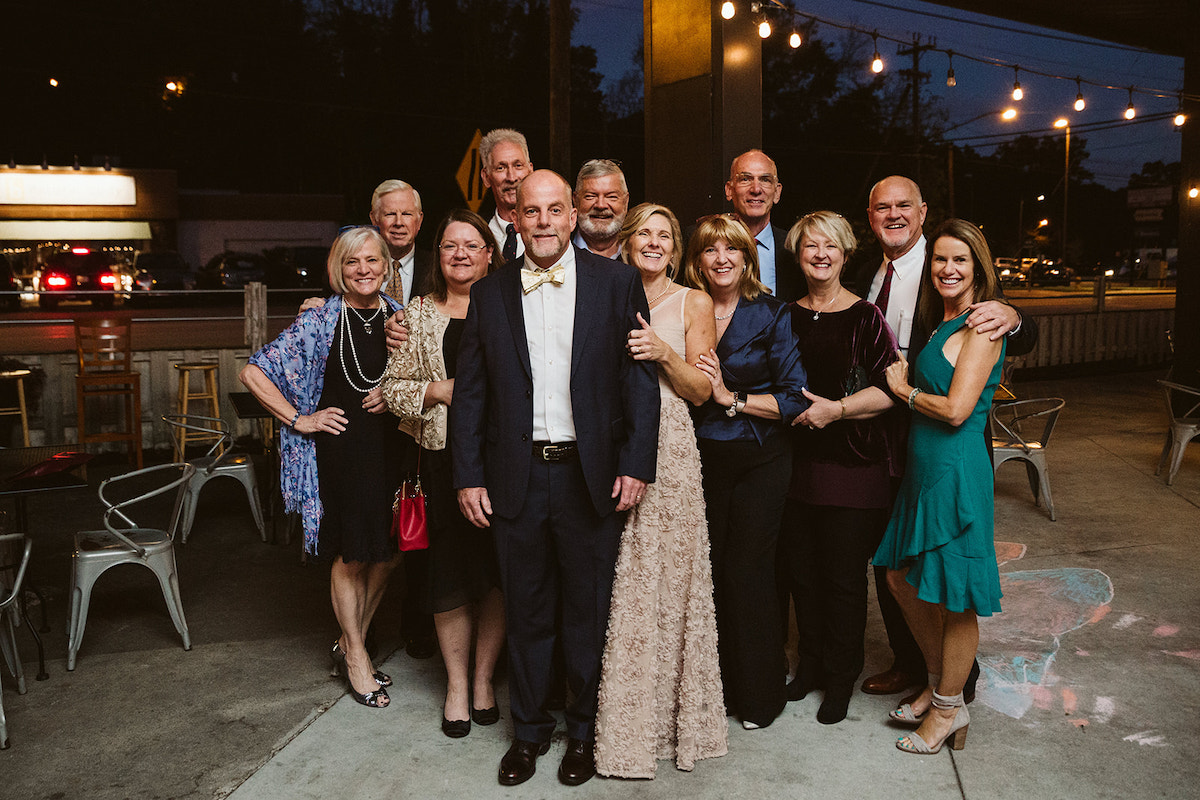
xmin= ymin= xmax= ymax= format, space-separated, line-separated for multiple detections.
xmin=522 ymin=247 xmax=577 ymax=442
xmin=868 ymin=235 xmax=926 ymax=354
xmin=490 ymin=211 xmax=525 ymax=260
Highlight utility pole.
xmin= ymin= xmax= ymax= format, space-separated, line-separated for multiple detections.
xmin=898 ymin=36 xmax=933 ymax=182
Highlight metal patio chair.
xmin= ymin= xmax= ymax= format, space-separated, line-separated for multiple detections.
xmin=990 ymin=398 xmax=1066 ymax=521
xmin=67 ymin=463 xmax=196 ymax=671
xmin=161 ymin=414 xmax=266 ymax=544
xmin=0 ymin=533 xmax=32 ymax=748
xmin=1155 ymin=379 xmax=1200 ymax=486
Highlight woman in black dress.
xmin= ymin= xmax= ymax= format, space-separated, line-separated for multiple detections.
xmin=242 ymin=227 xmax=402 ymax=709
xmin=382 ymin=210 xmax=504 ymax=737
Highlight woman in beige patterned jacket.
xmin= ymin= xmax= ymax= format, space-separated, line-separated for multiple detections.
xmin=381 ymin=209 xmax=504 ymax=738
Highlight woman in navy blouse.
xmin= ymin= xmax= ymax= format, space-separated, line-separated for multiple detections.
xmin=687 ymin=214 xmax=809 ymax=730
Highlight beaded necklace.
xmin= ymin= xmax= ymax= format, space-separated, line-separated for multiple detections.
xmin=339 ymin=298 xmax=386 ymax=393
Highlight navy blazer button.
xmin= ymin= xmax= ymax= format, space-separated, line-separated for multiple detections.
xmin=521 ymin=434 xmax=528 ymax=441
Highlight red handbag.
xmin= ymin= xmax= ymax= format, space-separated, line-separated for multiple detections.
xmin=391 ymin=417 xmax=429 ymax=552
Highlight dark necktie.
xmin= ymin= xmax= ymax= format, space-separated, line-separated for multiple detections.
xmin=875 ymin=261 xmax=896 ymax=316
xmin=503 ymin=223 xmax=518 ymax=263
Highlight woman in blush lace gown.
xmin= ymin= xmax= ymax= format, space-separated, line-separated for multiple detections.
xmin=594 ymin=203 xmax=727 ymax=778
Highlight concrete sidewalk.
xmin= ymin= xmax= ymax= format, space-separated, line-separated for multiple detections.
xmin=2 ymin=369 xmax=1198 ymax=799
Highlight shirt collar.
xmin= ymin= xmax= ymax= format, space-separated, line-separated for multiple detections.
xmin=890 ymin=234 xmax=926 ymax=279
xmin=523 ymin=243 xmax=576 ymax=273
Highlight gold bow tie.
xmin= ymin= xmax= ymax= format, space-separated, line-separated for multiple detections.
xmin=521 ymin=264 xmax=566 ymax=294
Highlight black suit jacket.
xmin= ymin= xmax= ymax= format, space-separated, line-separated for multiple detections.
xmin=451 ymin=247 xmax=661 ymax=519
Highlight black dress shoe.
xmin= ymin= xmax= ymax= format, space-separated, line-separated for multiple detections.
xmin=499 ymin=739 xmax=550 ymax=786
xmin=405 ymin=635 xmax=438 ymax=659
xmin=558 ymin=738 xmax=596 ymax=786
xmin=472 ymin=705 xmax=500 ymax=725
xmin=817 ymin=687 xmax=852 ymax=725
xmin=442 ymin=716 xmax=471 ymax=738
xmin=786 ymin=672 xmax=821 ymax=702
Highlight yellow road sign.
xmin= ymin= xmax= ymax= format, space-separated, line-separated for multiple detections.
xmin=456 ymin=129 xmax=485 ymax=212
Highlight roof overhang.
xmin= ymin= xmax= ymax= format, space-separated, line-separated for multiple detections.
xmin=0 ymin=220 xmax=153 ymax=241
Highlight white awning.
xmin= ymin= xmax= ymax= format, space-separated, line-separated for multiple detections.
xmin=0 ymin=220 xmax=153 ymax=241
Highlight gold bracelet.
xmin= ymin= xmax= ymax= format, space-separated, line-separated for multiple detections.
xmin=839 ymin=398 xmax=847 ymax=419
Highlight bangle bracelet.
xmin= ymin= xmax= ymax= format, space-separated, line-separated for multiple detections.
xmin=839 ymin=398 xmax=847 ymax=419
xmin=907 ymin=387 xmax=922 ymax=410
xmin=290 ymin=411 xmax=301 ymax=428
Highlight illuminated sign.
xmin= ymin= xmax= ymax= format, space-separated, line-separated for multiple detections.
xmin=0 ymin=172 xmax=137 ymax=206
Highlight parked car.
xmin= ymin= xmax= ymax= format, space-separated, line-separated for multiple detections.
xmin=0 ymin=254 xmax=21 ymax=311
xmin=196 ymin=252 xmax=268 ymax=291
xmin=263 ymin=245 xmax=330 ymax=293
xmin=36 ymin=249 xmax=119 ymax=309
xmin=1028 ymin=260 xmax=1074 ymax=287
xmin=129 ymin=251 xmax=195 ymax=305
xmin=997 ymin=264 xmax=1029 ymax=288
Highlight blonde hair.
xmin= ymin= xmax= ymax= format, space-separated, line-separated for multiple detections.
xmin=326 ymin=227 xmax=389 ymax=296
xmin=618 ymin=203 xmax=683 ymax=277
xmin=784 ymin=210 xmax=858 ymax=261
xmin=683 ymin=215 xmax=768 ymax=301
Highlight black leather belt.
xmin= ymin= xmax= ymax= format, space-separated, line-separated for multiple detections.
xmin=532 ymin=441 xmax=578 ymax=462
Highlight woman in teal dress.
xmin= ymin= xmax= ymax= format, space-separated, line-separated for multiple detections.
xmin=873 ymin=219 xmax=1005 ymax=755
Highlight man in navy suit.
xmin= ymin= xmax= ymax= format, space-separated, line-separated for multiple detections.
xmin=725 ymin=149 xmax=805 ymax=302
xmin=452 ymin=170 xmax=660 ymax=787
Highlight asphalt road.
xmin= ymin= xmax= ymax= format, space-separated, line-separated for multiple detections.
xmin=0 ymin=284 xmax=1178 ymax=356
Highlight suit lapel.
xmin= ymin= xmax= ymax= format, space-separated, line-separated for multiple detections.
xmin=498 ymin=263 xmax=533 ymax=380
xmin=571 ymin=249 xmax=598 ymax=380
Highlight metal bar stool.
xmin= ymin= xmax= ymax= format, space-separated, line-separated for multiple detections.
xmin=173 ymin=363 xmax=223 ymax=456
xmin=0 ymin=369 xmax=32 ymax=447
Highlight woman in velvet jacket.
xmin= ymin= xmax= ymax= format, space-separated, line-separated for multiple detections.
xmin=777 ymin=211 xmax=899 ymax=725
xmin=686 ymin=214 xmax=809 ymax=730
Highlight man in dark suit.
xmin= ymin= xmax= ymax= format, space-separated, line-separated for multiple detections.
xmin=725 ymin=149 xmax=805 ymax=302
xmin=854 ymin=174 xmax=1038 ymax=703
xmin=369 ymin=179 xmax=435 ymax=304
xmin=452 ymin=170 xmax=660 ymax=787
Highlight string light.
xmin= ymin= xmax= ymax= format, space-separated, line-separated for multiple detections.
xmin=870 ymin=33 xmax=883 ymax=74
xmin=945 ymin=51 xmax=956 ymax=87
xmin=1124 ymin=88 xmax=1136 ymax=120
xmin=49 ymin=77 xmax=59 ymax=87
xmin=1189 ymin=187 xmax=1199 ymax=200
xmin=1174 ymin=93 xmax=1186 ymax=127
xmin=1074 ymin=78 xmax=1086 ymax=112
xmin=759 ymin=18 xmax=772 ymax=39
xmin=721 ymin=1 xmax=735 ymax=20
xmin=1011 ymin=67 xmax=1023 ymax=101
xmin=789 ymin=28 xmax=802 ymax=48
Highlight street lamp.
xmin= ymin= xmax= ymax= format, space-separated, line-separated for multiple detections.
xmin=1054 ymin=117 xmax=1070 ymax=264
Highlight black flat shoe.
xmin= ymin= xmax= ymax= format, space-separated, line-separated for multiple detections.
xmin=442 ymin=716 xmax=471 ymax=738
xmin=471 ymin=706 xmax=500 ymax=725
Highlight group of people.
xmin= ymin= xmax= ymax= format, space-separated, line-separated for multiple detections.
xmin=238 ymin=128 xmax=1038 ymax=787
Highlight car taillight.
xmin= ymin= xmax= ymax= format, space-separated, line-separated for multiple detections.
xmin=46 ymin=274 xmax=70 ymax=288
xmin=99 ymin=273 xmax=117 ymax=286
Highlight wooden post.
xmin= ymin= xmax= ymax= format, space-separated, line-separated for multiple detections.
xmin=244 ymin=282 xmax=267 ymax=352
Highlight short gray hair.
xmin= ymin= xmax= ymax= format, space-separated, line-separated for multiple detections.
xmin=574 ymin=159 xmax=627 ymax=195
xmin=326 ymin=227 xmax=389 ymax=296
xmin=370 ymin=179 xmax=422 ymax=216
xmin=479 ymin=128 xmax=530 ymax=170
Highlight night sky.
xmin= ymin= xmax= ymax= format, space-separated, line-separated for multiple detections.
xmin=574 ymin=0 xmax=1184 ymax=189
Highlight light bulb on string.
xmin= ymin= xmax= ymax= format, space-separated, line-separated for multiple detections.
xmin=870 ymin=34 xmax=883 ymax=74
xmin=1011 ymin=67 xmax=1023 ymax=101
xmin=721 ymin=1 xmax=735 ymax=20
xmin=1124 ymin=88 xmax=1136 ymax=120
xmin=758 ymin=18 xmax=772 ymax=39
xmin=789 ymin=29 xmax=802 ymax=48
xmin=945 ymin=51 xmax=956 ymax=87
xmin=1073 ymin=78 xmax=1085 ymax=112
xmin=1174 ymin=94 xmax=1186 ymax=127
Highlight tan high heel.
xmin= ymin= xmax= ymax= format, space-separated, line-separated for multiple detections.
xmin=896 ymin=691 xmax=969 ymax=754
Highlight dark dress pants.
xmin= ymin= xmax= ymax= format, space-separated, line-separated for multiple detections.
xmin=699 ymin=434 xmax=790 ymax=728
xmin=781 ymin=501 xmax=890 ymax=692
xmin=491 ymin=455 xmax=622 ymax=744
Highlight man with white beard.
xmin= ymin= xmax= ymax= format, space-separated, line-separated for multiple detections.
xmin=571 ymin=159 xmax=629 ymax=259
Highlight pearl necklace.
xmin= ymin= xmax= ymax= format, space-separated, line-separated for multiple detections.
xmin=339 ymin=299 xmax=386 ymax=393
xmin=345 ymin=300 xmax=383 ymax=334
xmin=715 ymin=297 xmax=738 ymax=321
xmin=809 ymin=287 xmax=841 ymax=320
xmin=646 ymin=281 xmax=674 ymax=306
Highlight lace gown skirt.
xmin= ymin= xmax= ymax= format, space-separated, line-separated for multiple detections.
xmin=595 ymin=393 xmax=728 ymax=777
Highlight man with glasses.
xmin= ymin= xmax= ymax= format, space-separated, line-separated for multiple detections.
xmin=481 ymin=128 xmax=535 ymax=263
xmin=724 ymin=150 xmax=804 ymax=301
xmin=572 ymin=159 xmax=629 ymax=259
xmin=368 ymin=179 xmax=434 ymax=305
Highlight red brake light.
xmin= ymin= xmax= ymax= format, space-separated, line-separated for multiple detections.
xmin=71 ymin=247 xmax=90 ymax=255
xmin=46 ymin=274 xmax=70 ymax=288
xmin=99 ymin=273 xmax=117 ymax=286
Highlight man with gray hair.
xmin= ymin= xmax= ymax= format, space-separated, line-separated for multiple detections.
xmin=572 ymin=159 xmax=629 ymax=259
xmin=480 ymin=128 xmax=534 ymax=263
xmin=369 ymin=179 xmax=434 ymax=305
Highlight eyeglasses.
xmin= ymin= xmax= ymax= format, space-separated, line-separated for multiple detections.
xmin=732 ymin=172 xmax=778 ymax=188
xmin=338 ymin=224 xmax=381 ymax=234
xmin=439 ymin=242 xmax=487 ymax=254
